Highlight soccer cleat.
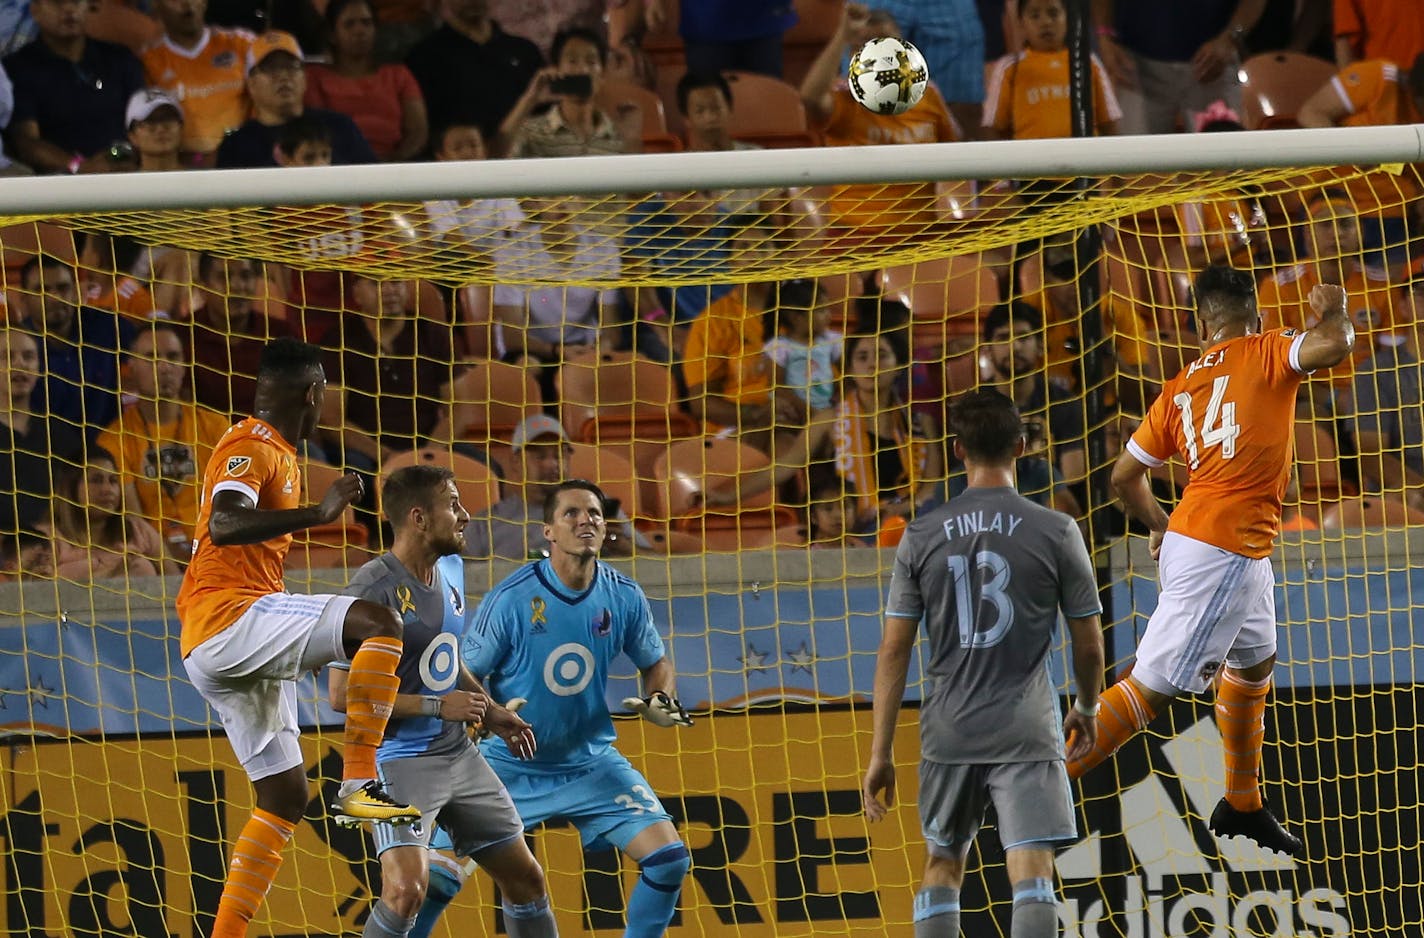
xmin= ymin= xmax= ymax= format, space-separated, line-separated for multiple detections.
xmin=1208 ymin=797 xmax=1302 ymax=856
xmin=331 ymin=780 xmax=422 ymax=830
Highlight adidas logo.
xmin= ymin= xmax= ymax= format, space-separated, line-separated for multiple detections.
xmin=1057 ymin=716 xmax=1350 ymax=938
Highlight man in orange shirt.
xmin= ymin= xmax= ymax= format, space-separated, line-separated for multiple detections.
xmin=1334 ymin=0 xmax=1424 ymax=74
xmin=141 ymin=0 xmax=255 ymax=162
xmin=1066 ymin=265 xmax=1355 ymax=856
xmin=799 ymin=4 xmax=962 ymax=241
xmin=175 ymin=337 xmax=421 ymax=938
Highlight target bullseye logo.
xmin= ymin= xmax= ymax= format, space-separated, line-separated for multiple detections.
xmin=544 ymin=643 xmax=595 ymax=696
xmin=419 ymin=633 xmax=459 ymax=692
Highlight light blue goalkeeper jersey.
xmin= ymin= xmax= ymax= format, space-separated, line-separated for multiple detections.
xmin=461 ymin=558 xmax=666 ymax=775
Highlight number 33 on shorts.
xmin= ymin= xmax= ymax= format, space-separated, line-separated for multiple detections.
xmin=614 ymin=784 xmax=662 ymax=815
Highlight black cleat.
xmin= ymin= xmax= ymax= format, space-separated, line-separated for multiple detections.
xmin=1208 ymin=797 xmax=1302 ymax=856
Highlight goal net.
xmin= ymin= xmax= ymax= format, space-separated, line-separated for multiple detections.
xmin=1 ymin=127 xmax=1421 ymax=937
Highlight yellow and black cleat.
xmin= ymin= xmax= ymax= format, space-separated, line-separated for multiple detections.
xmin=331 ymin=780 xmax=422 ymax=830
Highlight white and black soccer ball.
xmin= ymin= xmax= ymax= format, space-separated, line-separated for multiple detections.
xmin=848 ymin=36 xmax=929 ymax=116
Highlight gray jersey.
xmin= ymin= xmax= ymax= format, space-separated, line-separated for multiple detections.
xmin=885 ymin=486 xmax=1101 ymax=764
xmin=338 ymin=552 xmax=468 ymax=760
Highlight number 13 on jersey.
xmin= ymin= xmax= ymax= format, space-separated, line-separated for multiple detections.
xmin=1174 ymin=375 xmax=1240 ymax=470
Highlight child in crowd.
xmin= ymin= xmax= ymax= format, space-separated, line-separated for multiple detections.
xmin=807 ymin=474 xmax=874 ymax=548
xmin=274 ymin=115 xmax=335 ymax=167
xmin=47 ymin=447 xmax=166 ymax=583
xmin=0 ymin=529 xmax=55 ymax=581
xmin=763 ymin=279 xmax=843 ymax=413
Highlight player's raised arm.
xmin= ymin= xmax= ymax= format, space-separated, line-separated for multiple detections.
xmin=1294 ymin=282 xmax=1355 ymax=373
xmin=208 ymin=474 xmax=362 ymax=546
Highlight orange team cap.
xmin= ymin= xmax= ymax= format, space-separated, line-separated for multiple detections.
xmin=247 ymin=31 xmax=303 ymax=75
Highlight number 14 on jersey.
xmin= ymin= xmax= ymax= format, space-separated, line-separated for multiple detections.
xmin=1174 ymin=375 xmax=1240 ymax=470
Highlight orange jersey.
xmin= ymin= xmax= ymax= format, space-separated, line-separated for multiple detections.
xmin=1334 ymin=0 xmax=1424 ymax=77
xmin=982 ymin=49 xmax=1121 ymax=139
xmin=87 ymin=276 xmax=160 ymax=322
xmin=1258 ymin=262 xmax=1396 ymax=384
xmin=820 ymin=84 xmax=961 ymax=232
xmin=1130 ymin=331 xmax=1309 ymax=558
xmin=1172 ymin=194 xmax=1259 ymax=266
xmin=141 ymin=27 xmax=255 ymax=154
xmin=175 ymin=417 xmax=301 ymax=657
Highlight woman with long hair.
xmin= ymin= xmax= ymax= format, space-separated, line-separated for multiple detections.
xmin=48 ymin=446 xmax=167 ymax=582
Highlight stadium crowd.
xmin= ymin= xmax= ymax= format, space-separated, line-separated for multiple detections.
xmin=0 ymin=0 xmax=1423 ymax=582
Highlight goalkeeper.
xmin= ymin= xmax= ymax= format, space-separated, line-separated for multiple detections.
xmin=460 ymin=479 xmax=693 ymax=938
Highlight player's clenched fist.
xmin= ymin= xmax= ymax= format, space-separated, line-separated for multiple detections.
xmin=623 ymin=691 xmax=693 ymax=727
xmin=1307 ymin=282 xmax=1347 ymax=317
xmin=317 ymin=472 xmax=364 ymax=522
xmin=440 ymin=690 xmax=487 ymax=723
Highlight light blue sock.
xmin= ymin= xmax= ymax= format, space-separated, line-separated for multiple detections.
xmin=1010 ymin=877 xmax=1057 ymax=938
xmin=503 ymin=894 xmax=557 ymax=938
xmin=408 ymin=858 xmax=465 ymax=938
xmin=913 ymin=885 xmax=961 ymax=937
xmin=622 ymin=842 xmax=690 ymax=938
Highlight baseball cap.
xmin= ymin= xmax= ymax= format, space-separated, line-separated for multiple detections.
xmin=126 ymin=88 xmax=183 ymax=128
xmin=247 ymin=30 xmax=303 ymax=75
xmin=511 ymin=415 xmax=570 ymax=451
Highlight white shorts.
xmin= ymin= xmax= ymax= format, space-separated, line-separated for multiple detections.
xmin=1132 ymin=533 xmax=1277 ymax=695
xmin=184 ymin=592 xmax=357 ymax=780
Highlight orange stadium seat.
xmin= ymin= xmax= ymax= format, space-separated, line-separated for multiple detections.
xmin=432 ymin=360 xmax=542 ymax=445
xmin=652 ymin=436 xmax=802 ymax=550
xmin=1239 ymin=52 xmax=1337 ymax=130
xmin=288 ymin=459 xmax=371 ymax=570
xmin=557 ymin=349 xmax=699 ymax=475
xmin=378 ymin=448 xmax=501 ymax=518
xmin=567 ymin=441 xmax=647 ymax=523
xmin=1294 ymin=420 xmax=1357 ymax=505
xmin=721 ymin=71 xmax=819 ymax=148
xmin=879 ymin=254 xmax=1000 ymax=355
xmin=597 ymin=78 xmax=684 ymax=153
xmin=1321 ymin=496 xmax=1424 ymax=530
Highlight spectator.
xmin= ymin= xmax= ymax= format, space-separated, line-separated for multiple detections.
xmin=96 ymin=322 xmax=230 ymax=560
xmin=1334 ymin=0 xmax=1424 ymax=73
xmin=78 ymin=230 xmax=162 ymax=322
xmin=0 ymin=326 xmax=82 ymax=537
xmin=1258 ymin=189 xmax=1398 ymax=404
xmin=215 ymin=30 xmax=376 ymax=168
xmin=806 ymin=472 xmax=875 ymax=547
xmin=188 ymin=253 xmax=294 ymax=415
xmin=763 ymin=279 xmax=844 ymax=413
xmin=501 ymin=26 xmax=625 ymax=158
xmin=641 ymin=0 xmax=796 ymax=78
xmin=0 ymin=62 xmax=29 ymax=175
xmin=674 ymin=70 xmax=770 ymax=214
xmin=1169 ymin=103 xmax=1262 ymax=270
xmin=320 ymin=270 xmax=455 ymax=470
xmin=489 ymin=0 xmax=606 ymax=58
xmin=0 ymin=528 xmax=56 ymax=581
xmin=870 ymin=0 xmax=989 ymax=133
xmin=714 ymin=331 xmax=944 ymax=530
xmin=124 ymin=87 xmax=185 ymax=171
xmin=304 ymin=0 xmax=428 ymax=161
xmin=1350 ymin=277 xmax=1424 ymax=510
xmin=46 ymin=444 xmax=166 ymax=582
xmin=3 ymin=0 xmax=145 ymax=174
xmin=684 ymin=278 xmax=807 ymax=454
xmin=0 ymin=4 xmax=37 ymax=58
xmin=405 ymin=0 xmax=543 ymax=145
xmin=15 ymin=255 xmax=135 ymax=432
xmin=976 ymin=300 xmax=1086 ymax=487
xmin=1296 ymin=55 xmax=1423 ymax=266
xmin=1094 ymin=0 xmax=1264 ymax=134
xmin=983 ymin=0 xmax=1121 ymax=140
xmin=801 ymin=4 xmax=962 ymax=241
xmin=465 ymin=414 xmax=638 ymax=560
xmin=492 ymin=195 xmax=620 ymax=386
xmin=424 ymin=121 xmax=524 ymax=256
xmin=140 ymin=0 xmax=255 ymax=163
xmin=365 ymin=0 xmax=439 ymax=62
xmin=273 ymin=112 xmax=334 ymax=166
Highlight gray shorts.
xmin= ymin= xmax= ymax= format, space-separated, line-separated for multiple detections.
xmin=373 ymin=743 xmax=524 ymax=858
xmin=918 ymin=759 xmax=1076 ymax=856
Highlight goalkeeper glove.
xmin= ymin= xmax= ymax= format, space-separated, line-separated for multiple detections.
xmin=622 ymin=691 xmax=693 ymax=728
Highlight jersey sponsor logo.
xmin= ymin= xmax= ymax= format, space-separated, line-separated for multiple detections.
xmin=543 ymin=642 xmax=595 ymax=697
xmin=1058 ymin=716 xmax=1349 ymax=937
xmin=224 ymin=456 xmax=251 ymax=476
xmin=418 ymin=633 xmax=459 ymax=692
xmin=213 ymin=50 xmax=236 ymax=67
xmin=591 ymin=608 xmax=612 ymax=638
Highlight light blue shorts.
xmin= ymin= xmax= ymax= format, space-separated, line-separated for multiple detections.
xmin=500 ymin=748 xmax=673 ymax=853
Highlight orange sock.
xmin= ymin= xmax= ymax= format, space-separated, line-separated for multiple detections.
xmin=343 ymin=635 xmax=403 ymax=782
xmin=1067 ymin=680 xmax=1157 ymax=779
xmin=1216 ymin=669 xmax=1270 ymax=811
xmin=210 ymin=808 xmax=296 ymax=938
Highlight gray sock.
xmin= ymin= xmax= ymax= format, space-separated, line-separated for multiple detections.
xmin=363 ymin=899 xmax=417 ymax=938
xmin=913 ymin=885 xmax=960 ymax=937
xmin=504 ymin=894 xmax=558 ymax=938
xmin=1010 ymin=877 xmax=1058 ymax=938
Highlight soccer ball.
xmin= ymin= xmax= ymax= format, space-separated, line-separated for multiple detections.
xmin=848 ymin=36 xmax=929 ymax=116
